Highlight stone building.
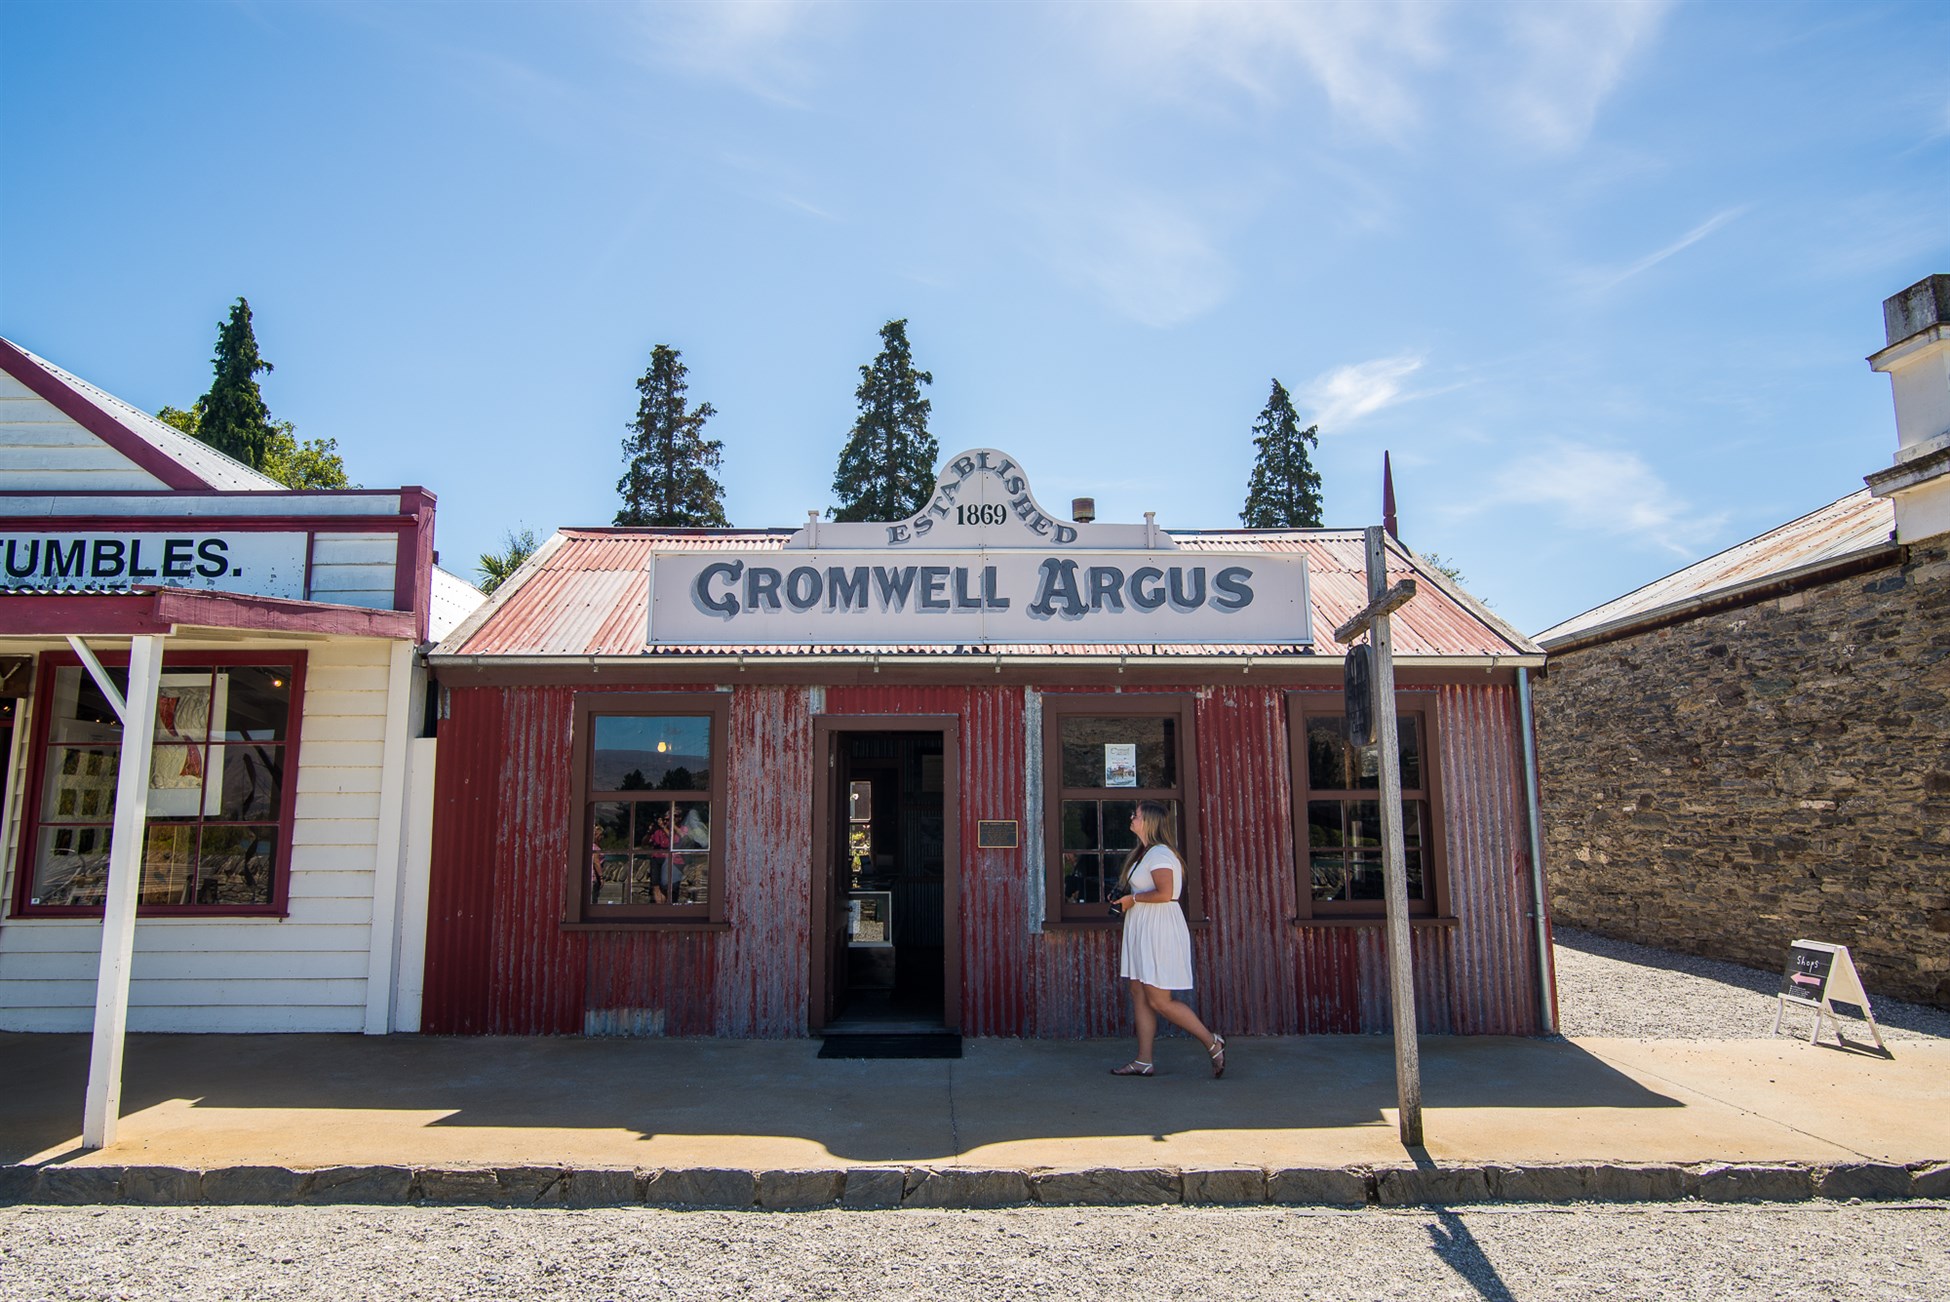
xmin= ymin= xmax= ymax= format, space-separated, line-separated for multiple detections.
xmin=1531 ymin=275 xmax=1950 ymax=1008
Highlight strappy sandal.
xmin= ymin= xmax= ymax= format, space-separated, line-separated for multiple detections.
xmin=1109 ymin=1061 xmax=1155 ymax=1077
xmin=1208 ymin=1034 xmax=1227 ymax=1078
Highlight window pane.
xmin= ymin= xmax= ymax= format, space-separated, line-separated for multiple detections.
xmin=1307 ymin=716 xmax=1350 ymax=790
xmin=628 ymin=854 xmax=666 ymax=905
xmin=1398 ymin=716 xmax=1422 ymax=791
xmin=47 ymin=667 xmax=124 ymax=744
xmin=591 ymin=802 xmax=631 ymax=853
xmin=668 ymin=849 xmax=709 ymax=905
xmin=44 ymin=746 xmax=119 ymax=822
xmin=1406 ymin=849 xmax=1426 ymax=902
xmin=156 ymin=674 xmax=217 ymax=744
xmin=591 ymin=855 xmax=629 ymax=905
xmin=1062 ymin=852 xmax=1100 ymax=903
xmin=30 ymin=825 xmax=111 ymax=905
xmin=1060 ymin=800 xmax=1099 ymax=851
xmin=592 ymin=715 xmax=711 ymax=791
xmin=1059 ymin=715 xmax=1175 ymax=789
xmin=1401 ymin=801 xmax=1424 ymax=850
xmin=1347 ymin=856 xmax=1386 ymax=900
xmin=673 ymin=801 xmax=710 ymax=850
xmin=635 ymin=803 xmax=674 ymax=852
xmin=1346 ymin=800 xmax=1382 ymax=849
xmin=194 ymin=826 xmax=277 ymax=905
xmin=140 ymin=822 xmax=199 ymax=905
xmin=219 ymin=668 xmax=294 ymax=741
xmin=1310 ymin=854 xmax=1347 ymax=902
xmin=1307 ymin=801 xmax=1343 ymax=849
xmin=1103 ymin=800 xmax=1140 ymax=851
xmin=213 ymin=745 xmax=284 ymax=821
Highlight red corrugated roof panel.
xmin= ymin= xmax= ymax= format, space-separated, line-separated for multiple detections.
xmin=441 ymin=527 xmax=1538 ymax=659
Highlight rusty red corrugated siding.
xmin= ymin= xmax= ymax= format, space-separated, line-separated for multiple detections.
xmin=423 ymin=676 xmax=1542 ymax=1037
xmin=423 ymin=681 xmax=813 ymax=1036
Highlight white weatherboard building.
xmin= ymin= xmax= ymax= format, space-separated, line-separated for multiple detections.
xmin=0 ymin=336 xmax=481 ymax=1051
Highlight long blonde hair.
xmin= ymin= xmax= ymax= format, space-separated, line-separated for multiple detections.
xmin=1122 ymin=799 xmax=1179 ymax=877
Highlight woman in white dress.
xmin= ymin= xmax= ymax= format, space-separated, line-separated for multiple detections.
xmin=1110 ymin=800 xmax=1226 ymax=1078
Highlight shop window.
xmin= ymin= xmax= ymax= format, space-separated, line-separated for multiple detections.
xmin=568 ymin=693 xmax=728 ymax=925
xmin=1288 ymin=691 xmax=1447 ymax=919
xmin=1042 ymin=694 xmax=1199 ymax=925
xmin=14 ymin=654 xmax=303 ymax=916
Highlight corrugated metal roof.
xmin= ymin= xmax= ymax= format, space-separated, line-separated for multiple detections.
xmin=440 ymin=527 xmax=1539 ymax=660
xmin=1535 ymin=489 xmax=1897 ymax=648
xmin=3 ymin=340 xmax=288 ymax=492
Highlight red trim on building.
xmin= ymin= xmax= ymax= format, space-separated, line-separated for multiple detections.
xmin=0 ymin=337 xmax=214 ymax=491
xmin=394 ymin=487 xmax=437 ymax=643
xmin=0 ymin=589 xmax=416 ymax=639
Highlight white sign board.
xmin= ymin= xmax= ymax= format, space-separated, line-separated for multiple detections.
xmin=0 ymin=531 xmax=309 ymax=599
xmin=647 ymin=549 xmax=1312 ymax=646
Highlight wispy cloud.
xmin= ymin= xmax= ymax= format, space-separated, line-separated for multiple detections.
xmin=1478 ymin=442 xmax=1726 ymax=552
xmin=626 ymin=0 xmax=837 ymax=106
xmin=1581 ymin=207 xmax=1749 ymax=294
xmin=1103 ymin=1 xmax=1673 ymax=152
xmin=1493 ymin=3 xmax=1674 ymax=153
xmin=1302 ymin=353 xmax=1426 ymax=429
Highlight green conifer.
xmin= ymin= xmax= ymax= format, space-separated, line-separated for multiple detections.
xmin=1240 ymin=379 xmax=1324 ymax=528
xmin=615 ymin=345 xmax=728 ymax=527
xmin=831 ymin=319 xmax=937 ymax=521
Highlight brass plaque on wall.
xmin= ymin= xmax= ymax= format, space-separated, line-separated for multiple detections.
xmin=977 ymin=820 xmax=1019 ymax=849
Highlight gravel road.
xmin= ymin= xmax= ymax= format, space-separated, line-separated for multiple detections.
xmin=6 ymin=931 xmax=1947 ymax=1301
xmin=2 ymin=1202 xmax=1945 ymax=1302
xmin=1551 ymin=928 xmax=1950 ymax=1042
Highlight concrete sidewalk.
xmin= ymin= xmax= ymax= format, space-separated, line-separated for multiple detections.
xmin=3 ymin=1032 xmax=1946 ymax=1207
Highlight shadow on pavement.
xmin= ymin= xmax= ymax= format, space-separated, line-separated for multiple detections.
xmin=0 ymin=1031 xmax=1680 ymax=1167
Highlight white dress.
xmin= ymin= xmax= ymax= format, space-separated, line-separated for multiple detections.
xmin=1119 ymin=845 xmax=1195 ymax=990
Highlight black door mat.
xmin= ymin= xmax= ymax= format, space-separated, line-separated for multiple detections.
xmin=818 ymin=1034 xmax=963 ymax=1059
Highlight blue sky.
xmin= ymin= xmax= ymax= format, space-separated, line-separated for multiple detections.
xmin=3 ymin=1 xmax=1945 ymax=635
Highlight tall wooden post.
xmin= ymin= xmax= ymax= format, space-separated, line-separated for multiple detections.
xmin=82 ymin=633 xmax=163 ymax=1150
xmin=1365 ymin=526 xmax=1423 ymax=1146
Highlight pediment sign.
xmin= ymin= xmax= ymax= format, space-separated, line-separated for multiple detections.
xmin=785 ymin=448 xmax=1173 ymax=551
xmin=645 ymin=448 xmax=1314 ymax=647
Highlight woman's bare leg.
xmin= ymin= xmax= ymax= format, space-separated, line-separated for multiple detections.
xmin=1129 ymin=979 xmax=1159 ymax=1063
xmin=1142 ymin=984 xmax=1216 ymax=1051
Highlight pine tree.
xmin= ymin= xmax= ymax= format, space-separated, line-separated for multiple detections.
xmin=1240 ymin=379 xmax=1324 ymax=528
xmin=196 ymin=298 xmax=279 ymax=471
xmin=615 ymin=345 xmax=728 ymax=527
xmin=831 ymin=319 xmax=937 ymax=522
xmin=162 ymin=311 xmax=352 ymax=489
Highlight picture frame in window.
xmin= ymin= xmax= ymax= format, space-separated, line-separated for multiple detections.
xmin=149 ymin=671 xmax=229 ymax=818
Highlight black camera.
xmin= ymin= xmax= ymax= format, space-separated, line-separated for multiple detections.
xmin=1107 ymin=894 xmax=1128 ymax=919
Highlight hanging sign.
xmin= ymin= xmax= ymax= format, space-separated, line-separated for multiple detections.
xmin=1772 ymin=940 xmax=1887 ymax=1052
xmin=645 ymin=449 xmax=1315 ymax=647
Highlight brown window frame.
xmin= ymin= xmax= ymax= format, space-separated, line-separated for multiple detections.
xmin=1287 ymin=689 xmax=1449 ymax=921
xmin=1042 ymin=692 xmax=1201 ymax=926
xmin=566 ymin=691 xmax=730 ymax=927
xmin=10 ymin=648 xmax=306 ymax=919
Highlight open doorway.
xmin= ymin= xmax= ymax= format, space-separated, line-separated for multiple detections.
xmin=811 ymin=718 xmax=959 ymax=1034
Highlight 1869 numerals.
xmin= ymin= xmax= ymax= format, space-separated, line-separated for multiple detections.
xmin=955 ymin=504 xmax=1007 ymax=526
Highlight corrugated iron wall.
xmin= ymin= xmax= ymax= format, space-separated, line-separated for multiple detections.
xmin=423 ymin=681 xmax=812 ymax=1036
xmin=423 ymin=677 xmax=1541 ymax=1037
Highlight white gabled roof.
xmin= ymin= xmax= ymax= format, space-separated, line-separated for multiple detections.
xmin=1 ymin=336 xmax=287 ymax=492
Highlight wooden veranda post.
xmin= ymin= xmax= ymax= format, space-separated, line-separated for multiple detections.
xmin=1333 ymin=527 xmax=1424 ymax=1147
xmin=78 ymin=633 xmax=164 ymax=1150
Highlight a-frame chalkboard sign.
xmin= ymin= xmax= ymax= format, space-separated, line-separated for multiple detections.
xmin=1772 ymin=940 xmax=1888 ymax=1052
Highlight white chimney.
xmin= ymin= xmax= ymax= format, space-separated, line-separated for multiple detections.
xmin=1866 ymin=274 xmax=1950 ymax=542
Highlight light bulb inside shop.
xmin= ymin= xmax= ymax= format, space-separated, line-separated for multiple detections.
xmin=656 ymin=741 xmax=669 ymax=753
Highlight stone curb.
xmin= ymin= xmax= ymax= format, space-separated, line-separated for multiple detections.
xmin=2 ymin=1161 xmax=1944 ymax=1210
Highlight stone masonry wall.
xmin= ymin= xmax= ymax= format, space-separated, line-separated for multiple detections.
xmin=1533 ymin=540 xmax=1950 ymax=1008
